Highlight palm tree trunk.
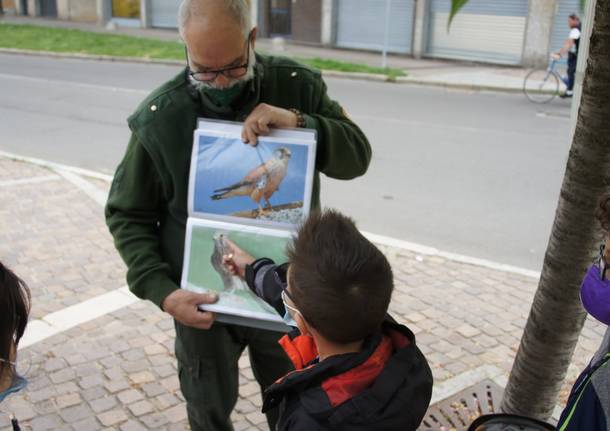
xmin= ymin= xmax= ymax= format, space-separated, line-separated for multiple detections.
xmin=501 ymin=0 xmax=610 ymax=420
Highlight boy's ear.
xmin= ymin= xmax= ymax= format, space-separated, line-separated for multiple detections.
xmin=295 ymin=313 xmax=312 ymax=337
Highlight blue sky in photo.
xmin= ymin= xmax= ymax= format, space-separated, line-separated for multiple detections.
xmin=193 ymin=135 xmax=309 ymax=215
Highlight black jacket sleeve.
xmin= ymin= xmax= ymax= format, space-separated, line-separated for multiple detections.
xmin=245 ymin=258 xmax=288 ymax=317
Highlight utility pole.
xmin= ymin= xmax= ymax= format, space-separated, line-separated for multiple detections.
xmin=382 ymin=0 xmax=392 ymax=68
xmin=570 ymin=0 xmax=597 ymax=137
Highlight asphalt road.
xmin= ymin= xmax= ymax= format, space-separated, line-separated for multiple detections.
xmin=0 ymin=53 xmax=574 ymax=271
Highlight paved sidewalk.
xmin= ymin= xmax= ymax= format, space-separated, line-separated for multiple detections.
xmin=0 ymin=155 xmax=603 ymax=430
xmin=0 ymin=15 xmax=562 ymax=92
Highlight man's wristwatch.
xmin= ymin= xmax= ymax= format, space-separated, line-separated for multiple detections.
xmin=289 ymin=108 xmax=306 ymax=128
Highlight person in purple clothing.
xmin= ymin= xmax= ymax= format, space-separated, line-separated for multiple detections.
xmin=557 ymin=192 xmax=610 ymax=430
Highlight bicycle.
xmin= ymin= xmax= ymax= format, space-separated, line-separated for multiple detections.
xmin=523 ymin=56 xmax=567 ymax=103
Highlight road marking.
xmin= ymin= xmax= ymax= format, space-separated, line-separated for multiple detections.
xmin=19 ymin=286 xmax=139 ymax=350
xmin=57 ymin=169 xmax=108 ymax=206
xmin=0 ymin=150 xmax=114 ymax=181
xmin=0 ymin=72 xmax=149 ymax=95
xmin=0 ymin=175 xmax=60 ymax=187
xmin=0 ymin=151 xmax=541 ymax=280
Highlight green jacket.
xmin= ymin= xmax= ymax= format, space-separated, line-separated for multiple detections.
xmin=105 ymin=54 xmax=371 ymax=308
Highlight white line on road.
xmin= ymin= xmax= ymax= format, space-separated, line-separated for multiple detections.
xmin=57 ymin=169 xmax=108 ymax=206
xmin=1 ymin=150 xmax=541 ymax=278
xmin=0 ymin=150 xmax=114 ymax=181
xmin=0 ymin=72 xmax=149 ymax=95
xmin=0 ymin=175 xmax=60 ymax=187
xmin=19 ymin=286 xmax=139 ymax=350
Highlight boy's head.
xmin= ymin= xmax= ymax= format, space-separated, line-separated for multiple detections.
xmin=0 ymin=262 xmax=30 ymax=378
xmin=286 ymin=210 xmax=393 ymax=344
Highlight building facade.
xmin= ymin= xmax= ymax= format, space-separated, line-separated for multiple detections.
xmin=9 ymin=0 xmax=583 ymax=67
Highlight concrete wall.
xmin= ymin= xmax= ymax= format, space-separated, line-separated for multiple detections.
xmin=57 ymin=0 xmax=97 ymax=21
xmin=321 ymin=0 xmax=332 ymax=45
xmin=522 ymin=0 xmax=557 ymax=68
xmin=412 ymin=0 xmax=428 ymax=58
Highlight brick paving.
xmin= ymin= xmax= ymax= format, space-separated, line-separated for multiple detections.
xmin=0 ymin=156 xmax=605 ymax=430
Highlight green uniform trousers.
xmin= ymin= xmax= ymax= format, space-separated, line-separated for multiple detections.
xmin=175 ymin=321 xmax=294 ymax=431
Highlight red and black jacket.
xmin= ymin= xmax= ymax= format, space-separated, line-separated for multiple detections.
xmin=245 ymin=259 xmax=433 ymax=430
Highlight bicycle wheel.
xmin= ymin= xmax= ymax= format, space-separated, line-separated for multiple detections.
xmin=523 ymin=69 xmax=560 ymax=103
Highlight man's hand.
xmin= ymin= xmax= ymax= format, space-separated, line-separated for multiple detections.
xmin=552 ymin=52 xmax=561 ymax=60
xmin=162 ymin=289 xmax=218 ymax=330
xmin=242 ymin=103 xmax=298 ymax=146
xmin=222 ymin=238 xmax=255 ymax=279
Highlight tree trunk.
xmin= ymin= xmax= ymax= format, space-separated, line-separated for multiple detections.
xmin=501 ymin=1 xmax=610 ymax=420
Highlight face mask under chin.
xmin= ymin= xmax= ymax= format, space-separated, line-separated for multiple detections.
xmin=197 ymin=79 xmax=250 ymax=107
xmin=189 ymin=50 xmax=256 ymax=107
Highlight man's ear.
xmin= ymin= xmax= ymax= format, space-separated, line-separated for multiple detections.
xmin=250 ymin=27 xmax=258 ymax=50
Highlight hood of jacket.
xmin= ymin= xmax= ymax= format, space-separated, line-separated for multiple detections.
xmin=263 ymin=317 xmax=433 ymax=430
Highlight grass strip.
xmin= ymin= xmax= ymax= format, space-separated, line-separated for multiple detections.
xmin=0 ymin=23 xmax=406 ymax=78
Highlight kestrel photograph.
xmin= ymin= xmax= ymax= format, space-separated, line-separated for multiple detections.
xmin=188 ymin=124 xmax=316 ymax=229
xmin=180 ymin=218 xmax=292 ymax=332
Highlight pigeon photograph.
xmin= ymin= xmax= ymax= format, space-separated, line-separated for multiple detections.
xmin=192 ymin=134 xmax=314 ymax=227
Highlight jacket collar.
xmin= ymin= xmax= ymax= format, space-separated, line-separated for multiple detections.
xmin=263 ymin=319 xmax=414 ymax=415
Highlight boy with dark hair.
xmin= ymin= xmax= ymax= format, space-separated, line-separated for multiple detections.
xmin=223 ymin=210 xmax=433 ymax=430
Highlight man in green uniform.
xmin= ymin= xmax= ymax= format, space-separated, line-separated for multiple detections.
xmin=105 ymin=0 xmax=371 ymax=430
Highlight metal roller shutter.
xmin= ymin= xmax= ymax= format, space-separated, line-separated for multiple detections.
xmin=550 ymin=0 xmax=581 ymax=53
xmin=336 ymin=0 xmax=415 ymax=54
xmin=426 ymin=0 xmax=528 ymax=64
xmin=151 ymin=0 xmax=179 ymax=29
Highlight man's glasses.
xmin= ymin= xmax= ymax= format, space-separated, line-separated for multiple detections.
xmin=599 ymin=244 xmax=608 ymax=281
xmin=186 ymin=33 xmax=252 ymax=83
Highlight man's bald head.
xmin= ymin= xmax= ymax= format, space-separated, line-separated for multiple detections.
xmin=178 ymin=0 xmax=251 ymax=39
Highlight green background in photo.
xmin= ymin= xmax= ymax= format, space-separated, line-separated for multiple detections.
xmin=186 ymin=225 xmax=291 ymax=314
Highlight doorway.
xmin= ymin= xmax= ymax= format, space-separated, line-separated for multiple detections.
xmin=269 ymin=0 xmax=291 ymax=36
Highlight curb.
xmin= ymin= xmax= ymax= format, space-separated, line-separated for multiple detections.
xmin=0 ymin=47 xmax=525 ymax=93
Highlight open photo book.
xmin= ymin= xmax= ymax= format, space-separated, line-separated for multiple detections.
xmin=180 ymin=119 xmax=317 ymax=332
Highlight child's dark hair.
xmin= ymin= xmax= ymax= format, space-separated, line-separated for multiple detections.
xmin=596 ymin=192 xmax=610 ymax=233
xmin=0 ymin=262 xmax=30 ymax=375
xmin=287 ymin=210 xmax=393 ymax=344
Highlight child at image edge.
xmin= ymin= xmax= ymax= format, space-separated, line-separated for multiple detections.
xmin=223 ymin=209 xmax=433 ymax=431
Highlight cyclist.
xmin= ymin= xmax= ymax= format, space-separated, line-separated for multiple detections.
xmin=553 ymin=13 xmax=581 ymax=99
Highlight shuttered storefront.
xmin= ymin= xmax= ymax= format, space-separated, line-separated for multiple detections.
xmin=39 ymin=0 xmax=57 ymax=17
xmin=550 ymin=0 xmax=581 ymax=53
xmin=335 ymin=0 xmax=415 ymax=55
xmin=150 ymin=0 xmax=179 ymax=29
xmin=426 ymin=0 xmax=528 ymax=64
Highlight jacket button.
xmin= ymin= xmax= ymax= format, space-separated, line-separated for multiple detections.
xmin=150 ymin=105 xmax=158 ymax=112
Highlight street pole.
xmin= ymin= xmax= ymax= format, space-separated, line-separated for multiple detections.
xmin=382 ymin=0 xmax=392 ymax=69
xmin=570 ymin=0 xmax=597 ymax=137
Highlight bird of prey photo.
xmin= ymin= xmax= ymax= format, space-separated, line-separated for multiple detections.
xmin=210 ymin=232 xmax=244 ymax=294
xmin=210 ymin=147 xmax=292 ymax=217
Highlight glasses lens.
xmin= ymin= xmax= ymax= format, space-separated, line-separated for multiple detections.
xmin=225 ymin=66 xmax=248 ymax=78
xmin=193 ymin=72 xmax=218 ymax=82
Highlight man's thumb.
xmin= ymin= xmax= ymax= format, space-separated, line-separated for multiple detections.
xmin=189 ymin=291 xmax=218 ymax=304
